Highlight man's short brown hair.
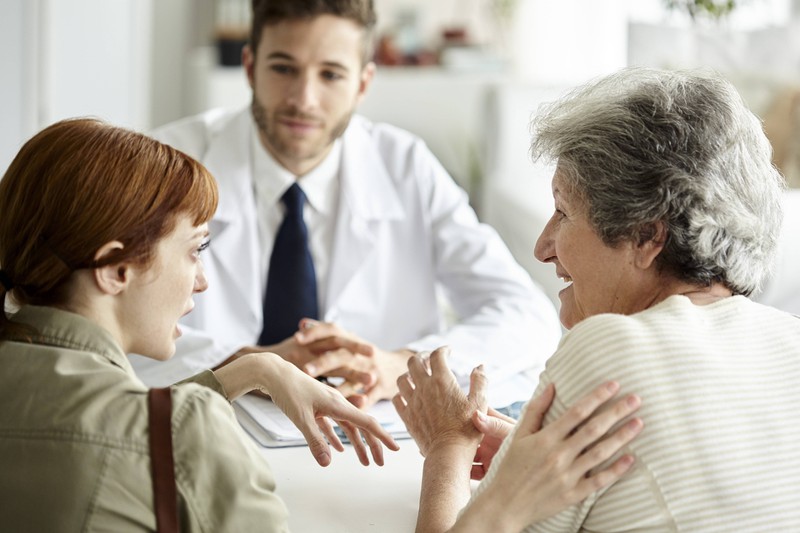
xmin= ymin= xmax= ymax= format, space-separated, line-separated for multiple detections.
xmin=250 ymin=0 xmax=377 ymax=63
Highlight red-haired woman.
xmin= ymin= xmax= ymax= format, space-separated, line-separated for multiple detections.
xmin=0 ymin=118 xmax=397 ymax=531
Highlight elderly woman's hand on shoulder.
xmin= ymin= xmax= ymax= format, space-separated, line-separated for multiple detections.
xmin=470 ymin=406 xmax=516 ymax=480
xmin=459 ymin=381 xmax=643 ymax=531
xmin=392 ymin=345 xmax=644 ymax=533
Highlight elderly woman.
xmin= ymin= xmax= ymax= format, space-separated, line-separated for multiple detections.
xmin=396 ymin=67 xmax=800 ymax=532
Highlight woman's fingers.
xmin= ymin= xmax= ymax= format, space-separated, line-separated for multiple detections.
xmin=546 ymin=381 xmax=620 ymax=440
xmin=472 ymin=410 xmax=515 ymax=439
xmin=320 ymin=392 xmax=399 ymax=466
xmin=392 ymin=392 xmax=406 ymax=415
xmin=298 ymin=418 xmax=334 ymax=467
xmin=316 ymin=395 xmax=402 ymax=467
xmin=333 ymin=418 xmax=389 ymax=467
xmin=362 ymin=427 xmax=386 ymax=467
xmin=572 ymin=452 xmax=637 ymax=500
xmin=316 ymin=415 xmax=344 ymax=452
xmin=396 ymin=371 xmax=414 ymax=398
xmin=471 ymin=463 xmax=488 ymax=481
xmin=467 ymin=364 xmax=488 ymax=413
xmin=337 ymin=420 xmax=370 ymax=466
xmin=568 ymin=394 xmax=641 ymax=459
xmin=428 ymin=347 xmax=450 ymax=376
xmin=324 ymin=396 xmax=399 ymax=451
xmin=486 ymin=406 xmax=518 ymax=425
xmin=407 ymin=352 xmax=430 ymax=382
xmin=573 ymin=416 xmax=643 ymax=475
xmin=513 ymin=382 xmax=556 ymax=439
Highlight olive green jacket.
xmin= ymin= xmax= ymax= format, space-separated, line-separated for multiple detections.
xmin=0 ymin=306 xmax=289 ymax=532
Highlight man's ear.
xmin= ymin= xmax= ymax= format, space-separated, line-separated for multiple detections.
xmin=355 ymin=61 xmax=376 ymax=106
xmin=243 ymin=44 xmax=255 ymax=89
xmin=634 ymin=221 xmax=667 ymax=270
xmin=92 ymin=241 xmax=129 ymax=296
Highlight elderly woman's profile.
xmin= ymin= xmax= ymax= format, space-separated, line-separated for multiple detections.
xmin=396 ymin=67 xmax=800 ymax=532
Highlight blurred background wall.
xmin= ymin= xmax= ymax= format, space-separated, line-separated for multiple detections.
xmin=2 ymin=0 xmax=799 ymax=186
xmin=2 ymin=0 xmax=799 ymax=309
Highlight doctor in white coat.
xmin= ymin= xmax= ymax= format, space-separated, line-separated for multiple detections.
xmin=130 ymin=0 xmax=561 ymax=408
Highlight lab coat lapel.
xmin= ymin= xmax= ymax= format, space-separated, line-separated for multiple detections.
xmin=326 ymin=118 xmax=406 ymax=313
xmin=202 ymin=110 xmax=262 ymax=324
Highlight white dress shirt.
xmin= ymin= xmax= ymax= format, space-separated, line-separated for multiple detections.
xmin=250 ymin=125 xmax=341 ymax=311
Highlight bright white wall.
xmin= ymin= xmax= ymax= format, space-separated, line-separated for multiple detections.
xmin=150 ymin=0 xmax=215 ymax=128
xmin=0 ymin=0 xmax=38 ymax=174
xmin=509 ymin=0 xmax=628 ymax=84
xmin=3 ymin=0 xmax=798 ymax=174
xmin=0 ymin=0 xmax=153 ymax=173
xmin=42 ymin=0 xmax=153 ymax=130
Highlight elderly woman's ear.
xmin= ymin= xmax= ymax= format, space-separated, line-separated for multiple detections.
xmin=633 ymin=221 xmax=667 ymax=270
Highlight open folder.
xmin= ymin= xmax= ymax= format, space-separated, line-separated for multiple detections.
xmin=234 ymin=395 xmax=411 ymax=447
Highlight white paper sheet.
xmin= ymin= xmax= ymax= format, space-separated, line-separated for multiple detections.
xmin=235 ymin=395 xmax=411 ymax=447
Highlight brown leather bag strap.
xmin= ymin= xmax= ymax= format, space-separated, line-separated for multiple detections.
xmin=148 ymin=387 xmax=179 ymax=533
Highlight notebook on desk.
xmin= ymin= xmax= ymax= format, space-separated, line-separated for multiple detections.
xmin=234 ymin=395 xmax=411 ymax=448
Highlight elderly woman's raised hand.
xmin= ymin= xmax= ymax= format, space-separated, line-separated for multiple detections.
xmin=460 ymin=381 xmax=644 ymax=531
xmin=213 ymin=352 xmax=399 ymax=467
xmin=392 ymin=346 xmax=487 ymax=457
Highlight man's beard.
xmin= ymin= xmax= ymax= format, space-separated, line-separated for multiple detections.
xmin=251 ymin=95 xmax=353 ymax=164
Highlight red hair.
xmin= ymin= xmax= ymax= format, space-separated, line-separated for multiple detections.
xmin=0 ymin=118 xmax=218 ymax=335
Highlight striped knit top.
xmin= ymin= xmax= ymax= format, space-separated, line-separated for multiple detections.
xmin=469 ymin=295 xmax=800 ymax=532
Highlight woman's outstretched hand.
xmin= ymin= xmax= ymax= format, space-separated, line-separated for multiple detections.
xmin=214 ymin=352 xmax=399 ymax=467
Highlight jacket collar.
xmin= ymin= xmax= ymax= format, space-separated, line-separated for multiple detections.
xmin=202 ymin=108 xmax=256 ymax=228
xmin=6 ymin=305 xmax=136 ymax=378
xmin=204 ymin=109 xmax=406 ymax=224
xmin=339 ymin=115 xmax=405 ymax=222
xmin=323 ymin=116 xmax=407 ymax=308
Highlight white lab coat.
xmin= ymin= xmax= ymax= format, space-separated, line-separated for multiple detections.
xmin=130 ymin=107 xmax=561 ymax=387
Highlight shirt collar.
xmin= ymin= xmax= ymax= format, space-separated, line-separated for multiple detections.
xmin=251 ymin=122 xmax=341 ymax=216
xmin=6 ymin=305 xmax=138 ymax=379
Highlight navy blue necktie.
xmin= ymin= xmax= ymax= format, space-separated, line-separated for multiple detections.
xmin=258 ymin=183 xmax=318 ymax=345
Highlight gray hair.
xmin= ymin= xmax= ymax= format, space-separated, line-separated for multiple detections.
xmin=530 ymin=67 xmax=785 ymax=296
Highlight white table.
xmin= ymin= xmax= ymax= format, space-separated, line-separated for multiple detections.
xmin=258 ymin=440 xmax=425 ymax=532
